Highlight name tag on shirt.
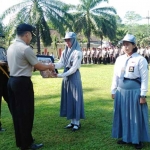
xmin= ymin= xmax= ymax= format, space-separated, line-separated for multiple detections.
xmin=129 ymin=66 xmax=134 ymax=72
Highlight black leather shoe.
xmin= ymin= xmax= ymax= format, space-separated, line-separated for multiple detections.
xmin=64 ymin=123 xmax=74 ymax=129
xmin=72 ymin=124 xmax=81 ymax=132
xmin=29 ymin=143 xmax=43 ymax=150
xmin=0 ymin=127 xmax=6 ymax=132
xmin=135 ymin=142 xmax=143 ymax=149
xmin=117 ymin=140 xmax=127 ymax=144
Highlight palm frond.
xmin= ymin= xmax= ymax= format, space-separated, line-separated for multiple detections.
xmin=0 ymin=0 xmax=31 ymax=20
xmin=92 ymin=6 xmax=117 ymax=15
xmin=90 ymin=0 xmax=108 ymax=9
xmin=39 ymin=17 xmax=52 ymax=47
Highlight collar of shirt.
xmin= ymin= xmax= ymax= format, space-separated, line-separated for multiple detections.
xmin=15 ymin=37 xmax=26 ymax=45
xmin=124 ymin=52 xmax=138 ymax=59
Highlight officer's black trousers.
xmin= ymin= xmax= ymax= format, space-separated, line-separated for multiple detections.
xmin=8 ymin=77 xmax=34 ymax=149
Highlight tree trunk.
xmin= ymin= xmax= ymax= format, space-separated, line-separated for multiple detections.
xmin=56 ymin=46 xmax=59 ymax=59
xmin=87 ymin=37 xmax=90 ymax=49
xmin=36 ymin=25 xmax=41 ymax=54
xmin=100 ymin=35 xmax=103 ymax=49
xmin=86 ymin=12 xmax=91 ymax=49
xmin=54 ymin=44 xmax=59 ymax=59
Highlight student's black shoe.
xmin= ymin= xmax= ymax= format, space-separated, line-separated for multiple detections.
xmin=117 ymin=140 xmax=127 ymax=144
xmin=20 ymin=143 xmax=43 ymax=150
xmin=135 ymin=142 xmax=143 ymax=149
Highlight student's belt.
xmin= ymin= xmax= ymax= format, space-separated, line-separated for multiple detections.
xmin=0 ymin=66 xmax=9 ymax=78
xmin=124 ymin=77 xmax=141 ymax=84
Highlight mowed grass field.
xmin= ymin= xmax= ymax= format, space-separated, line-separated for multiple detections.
xmin=0 ymin=64 xmax=150 ymax=150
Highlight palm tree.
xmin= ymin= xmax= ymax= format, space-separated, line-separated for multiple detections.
xmin=72 ymin=0 xmax=117 ymax=48
xmin=136 ymin=33 xmax=150 ymax=46
xmin=111 ymin=28 xmax=128 ymax=46
xmin=0 ymin=0 xmax=73 ymax=53
xmin=52 ymin=35 xmax=59 ymax=58
xmin=0 ymin=18 xmax=4 ymax=35
xmin=0 ymin=19 xmax=6 ymax=48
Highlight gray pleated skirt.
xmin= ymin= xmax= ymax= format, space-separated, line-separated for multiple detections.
xmin=60 ymin=70 xmax=85 ymax=120
xmin=112 ymin=79 xmax=150 ymax=144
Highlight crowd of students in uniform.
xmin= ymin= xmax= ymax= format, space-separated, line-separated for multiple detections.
xmin=137 ymin=46 xmax=150 ymax=63
xmin=81 ymin=46 xmax=150 ymax=65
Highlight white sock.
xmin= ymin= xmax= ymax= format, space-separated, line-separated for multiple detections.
xmin=71 ymin=119 xmax=75 ymax=124
xmin=73 ymin=125 xmax=79 ymax=129
xmin=74 ymin=119 xmax=79 ymax=126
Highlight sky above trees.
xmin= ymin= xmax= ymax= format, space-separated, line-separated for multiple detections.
xmin=0 ymin=0 xmax=150 ymax=24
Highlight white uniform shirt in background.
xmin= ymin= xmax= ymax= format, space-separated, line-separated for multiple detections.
xmin=109 ymin=49 xmax=114 ymax=55
xmin=111 ymin=52 xmax=148 ymax=96
xmin=87 ymin=50 xmax=91 ymax=56
xmin=102 ymin=50 xmax=107 ymax=58
xmin=139 ymin=48 xmax=145 ymax=55
xmin=145 ymin=49 xmax=149 ymax=57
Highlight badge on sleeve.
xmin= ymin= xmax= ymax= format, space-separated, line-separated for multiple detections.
xmin=129 ymin=66 xmax=134 ymax=72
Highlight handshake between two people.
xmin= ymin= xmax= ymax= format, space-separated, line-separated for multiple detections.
xmin=34 ymin=62 xmax=62 ymax=78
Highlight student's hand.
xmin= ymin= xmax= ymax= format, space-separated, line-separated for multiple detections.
xmin=140 ymin=98 xmax=147 ymax=104
xmin=50 ymin=70 xmax=57 ymax=77
xmin=57 ymin=73 xmax=63 ymax=78
xmin=111 ymin=94 xmax=115 ymax=99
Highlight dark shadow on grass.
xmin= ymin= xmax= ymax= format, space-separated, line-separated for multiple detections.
xmin=83 ymin=87 xmax=96 ymax=93
xmin=34 ymin=87 xmax=98 ymax=101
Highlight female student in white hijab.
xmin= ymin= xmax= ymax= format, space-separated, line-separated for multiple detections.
xmin=54 ymin=32 xmax=85 ymax=131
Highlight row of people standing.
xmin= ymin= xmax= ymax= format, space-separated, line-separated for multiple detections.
xmin=82 ymin=46 xmax=150 ymax=65
xmin=82 ymin=47 xmax=121 ymax=65
xmin=137 ymin=46 xmax=150 ymax=63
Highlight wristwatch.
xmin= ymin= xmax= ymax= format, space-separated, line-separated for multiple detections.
xmin=140 ymin=95 xmax=147 ymax=98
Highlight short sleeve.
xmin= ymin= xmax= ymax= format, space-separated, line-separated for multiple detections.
xmin=24 ymin=47 xmax=38 ymax=66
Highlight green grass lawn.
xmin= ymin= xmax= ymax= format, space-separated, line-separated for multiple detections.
xmin=0 ymin=64 xmax=150 ymax=150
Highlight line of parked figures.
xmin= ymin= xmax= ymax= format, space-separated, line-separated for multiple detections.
xmin=82 ymin=46 xmax=150 ymax=64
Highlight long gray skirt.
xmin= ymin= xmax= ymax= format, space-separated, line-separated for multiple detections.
xmin=112 ymin=79 xmax=150 ymax=144
xmin=60 ymin=70 xmax=85 ymax=120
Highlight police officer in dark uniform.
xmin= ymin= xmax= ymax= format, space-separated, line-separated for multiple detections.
xmin=0 ymin=36 xmax=10 ymax=132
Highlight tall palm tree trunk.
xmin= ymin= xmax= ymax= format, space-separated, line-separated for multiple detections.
xmin=36 ymin=24 xmax=41 ymax=54
xmin=87 ymin=36 xmax=90 ymax=49
xmin=87 ymin=14 xmax=91 ymax=49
